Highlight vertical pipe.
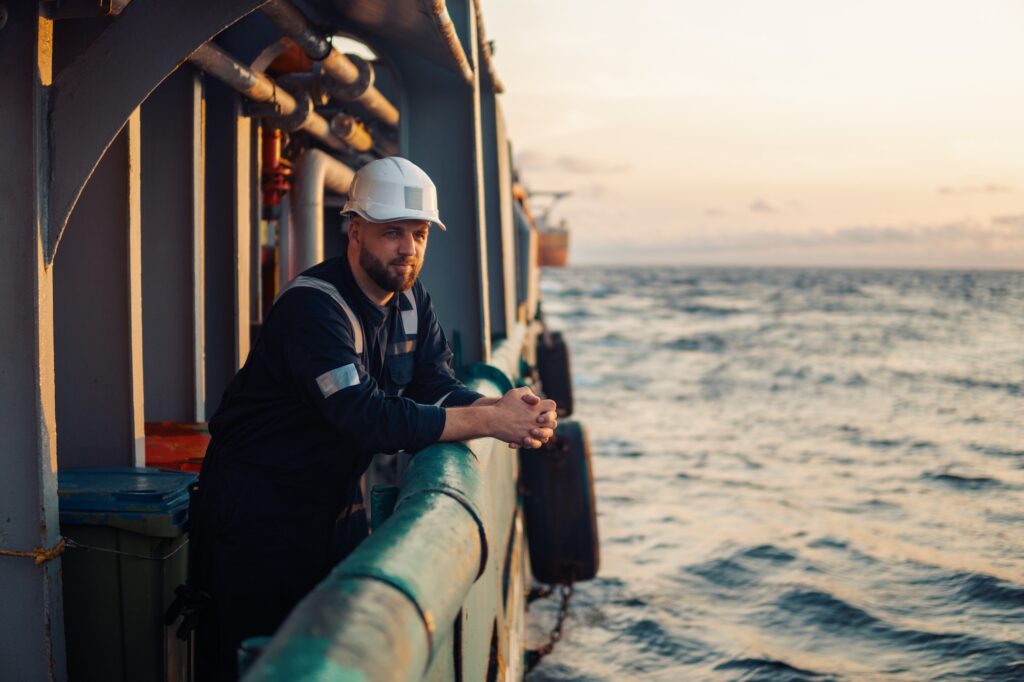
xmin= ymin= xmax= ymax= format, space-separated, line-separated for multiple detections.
xmin=290 ymin=149 xmax=354 ymax=277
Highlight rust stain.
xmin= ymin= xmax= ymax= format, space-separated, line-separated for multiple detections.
xmin=425 ymin=0 xmax=473 ymax=84
xmin=422 ymin=608 xmax=435 ymax=636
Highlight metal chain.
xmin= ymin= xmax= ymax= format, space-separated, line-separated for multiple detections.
xmin=525 ymin=583 xmax=574 ymax=672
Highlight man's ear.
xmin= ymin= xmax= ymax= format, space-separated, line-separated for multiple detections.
xmin=348 ymin=216 xmax=362 ymax=244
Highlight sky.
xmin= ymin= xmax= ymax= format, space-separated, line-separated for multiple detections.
xmin=482 ymin=0 xmax=1024 ymax=268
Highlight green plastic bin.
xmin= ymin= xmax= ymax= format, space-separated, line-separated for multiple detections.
xmin=59 ymin=467 xmax=196 ymax=682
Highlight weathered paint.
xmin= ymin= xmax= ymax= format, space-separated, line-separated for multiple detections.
xmin=0 ymin=7 xmax=66 ymax=679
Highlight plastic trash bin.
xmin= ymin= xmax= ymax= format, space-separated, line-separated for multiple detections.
xmin=145 ymin=422 xmax=210 ymax=472
xmin=59 ymin=467 xmax=196 ymax=682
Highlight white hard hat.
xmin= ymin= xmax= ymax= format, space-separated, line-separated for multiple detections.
xmin=341 ymin=156 xmax=446 ymax=231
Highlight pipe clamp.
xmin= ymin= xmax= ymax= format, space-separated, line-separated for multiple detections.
xmin=321 ymin=54 xmax=375 ymax=101
xmin=269 ymin=86 xmax=313 ymax=132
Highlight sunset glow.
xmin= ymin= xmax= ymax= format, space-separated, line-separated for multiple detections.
xmin=485 ymin=0 xmax=1024 ymax=267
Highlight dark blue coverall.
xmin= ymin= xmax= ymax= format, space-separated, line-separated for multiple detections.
xmin=190 ymin=254 xmax=482 ymax=680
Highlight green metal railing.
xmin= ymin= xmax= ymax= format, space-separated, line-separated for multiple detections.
xmin=243 ymin=326 xmax=528 ymax=682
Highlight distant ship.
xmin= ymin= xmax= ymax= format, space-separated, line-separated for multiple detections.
xmin=531 ymin=191 xmax=573 ymax=267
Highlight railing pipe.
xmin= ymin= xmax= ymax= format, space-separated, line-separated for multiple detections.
xmin=243 ymin=440 xmax=489 ymax=682
xmin=285 ymin=149 xmax=355 ymax=281
xmin=188 ymin=43 xmax=348 ymax=153
xmin=261 ymin=0 xmax=401 ymax=127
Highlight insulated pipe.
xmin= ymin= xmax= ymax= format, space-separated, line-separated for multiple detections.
xmin=188 ymin=43 xmax=349 ymax=153
xmin=261 ymin=0 xmax=400 ymax=127
xmin=283 ymin=149 xmax=355 ymax=281
xmin=329 ymin=114 xmax=373 ymax=153
xmin=425 ymin=0 xmax=474 ymax=85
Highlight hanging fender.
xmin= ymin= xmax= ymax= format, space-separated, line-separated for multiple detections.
xmin=537 ymin=329 xmax=574 ymax=417
xmin=519 ymin=419 xmax=599 ymax=584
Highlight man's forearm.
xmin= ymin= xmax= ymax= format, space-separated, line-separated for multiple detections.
xmin=439 ymin=387 xmax=557 ymax=447
xmin=440 ymin=405 xmax=494 ymax=442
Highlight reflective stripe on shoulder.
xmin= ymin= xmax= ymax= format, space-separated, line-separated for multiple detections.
xmin=401 ymin=289 xmax=418 ymax=337
xmin=277 ymin=275 xmax=364 ymax=355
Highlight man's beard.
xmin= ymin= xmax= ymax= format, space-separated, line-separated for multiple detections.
xmin=359 ymin=243 xmax=421 ymax=292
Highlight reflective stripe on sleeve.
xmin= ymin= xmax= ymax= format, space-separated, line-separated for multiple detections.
xmin=316 ymin=363 xmax=360 ymax=398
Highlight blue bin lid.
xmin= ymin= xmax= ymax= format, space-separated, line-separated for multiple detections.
xmin=58 ymin=467 xmax=197 ymax=537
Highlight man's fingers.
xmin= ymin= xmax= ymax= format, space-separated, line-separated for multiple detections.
xmin=519 ymin=391 xmax=540 ymax=405
xmin=536 ymin=410 xmax=557 ymax=425
xmin=531 ymin=427 xmax=554 ymax=441
xmin=508 ymin=442 xmax=520 ymax=449
xmin=537 ymin=399 xmax=556 ymax=414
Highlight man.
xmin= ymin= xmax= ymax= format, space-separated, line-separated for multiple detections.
xmin=188 ymin=157 xmax=557 ymax=679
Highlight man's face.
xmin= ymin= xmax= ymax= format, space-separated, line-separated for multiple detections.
xmin=353 ymin=218 xmax=430 ymax=293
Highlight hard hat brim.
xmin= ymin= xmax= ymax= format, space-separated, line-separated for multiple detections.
xmin=342 ymin=204 xmax=446 ymax=231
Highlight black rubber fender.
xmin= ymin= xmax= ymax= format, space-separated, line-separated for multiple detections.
xmin=520 ymin=419 xmax=600 ymax=584
xmin=537 ymin=330 xmax=574 ymax=417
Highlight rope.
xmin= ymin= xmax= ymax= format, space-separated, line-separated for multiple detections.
xmin=0 ymin=535 xmax=186 ymax=564
xmin=0 ymin=537 xmax=66 ymax=565
xmin=64 ymin=537 xmax=188 ymax=562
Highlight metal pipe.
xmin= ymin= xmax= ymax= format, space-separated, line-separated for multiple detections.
xmin=188 ymin=43 xmax=348 ymax=153
xmin=424 ymin=0 xmax=473 ymax=85
xmin=244 ymin=439 xmax=491 ymax=682
xmin=261 ymin=0 xmax=400 ymax=127
xmin=329 ymin=114 xmax=373 ymax=153
xmin=287 ymin=149 xmax=354 ymax=280
xmin=474 ymin=1 xmax=504 ymax=93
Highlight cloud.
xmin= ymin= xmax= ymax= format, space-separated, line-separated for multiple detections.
xmin=705 ymin=208 xmax=727 ymax=217
xmin=619 ymin=217 xmax=1024 ymax=255
xmin=937 ymin=183 xmax=1011 ymax=196
xmin=575 ymin=182 xmax=609 ymax=198
xmin=749 ymin=199 xmax=777 ymax=214
xmin=991 ymin=213 xmax=1024 ymax=228
xmin=515 ymin=149 xmax=629 ymax=174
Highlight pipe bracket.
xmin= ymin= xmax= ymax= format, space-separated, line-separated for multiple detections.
xmin=321 ymin=54 xmax=374 ymax=101
xmin=242 ymin=100 xmax=285 ymax=118
xmin=268 ymin=85 xmax=313 ymax=131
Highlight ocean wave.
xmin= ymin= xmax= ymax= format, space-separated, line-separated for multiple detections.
xmin=943 ymin=376 xmax=1023 ymax=397
xmin=921 ymin=469 xmax=1003 ymax=490
xmin=610 ymin=618 xmax=712 ymax=667
xmin=770 ymin=586 xmax=1024 ymax=674
xmin=673 ymin=303 xmax=745 ymax=316
xmin=773 ymin=587 xmax=879 ymax=632
xmin=661 ymin=333 xmax=728 ymax=353
xmin=969 ymin=443 xmax=1024 ymax=459
xmin=713 ymin=656 xmax=837 ymax=681
xmin=938 ymin=571 xmax=1024 ymax=610
xmin=686 ymin=557 xmax=760 ymax=589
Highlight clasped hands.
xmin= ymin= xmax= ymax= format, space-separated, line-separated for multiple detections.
xmin=495 ymin=386 xmax=558 ymax=449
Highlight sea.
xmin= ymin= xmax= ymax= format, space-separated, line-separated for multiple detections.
xmin=525 ymin=266 xmax=1024 ymax=682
